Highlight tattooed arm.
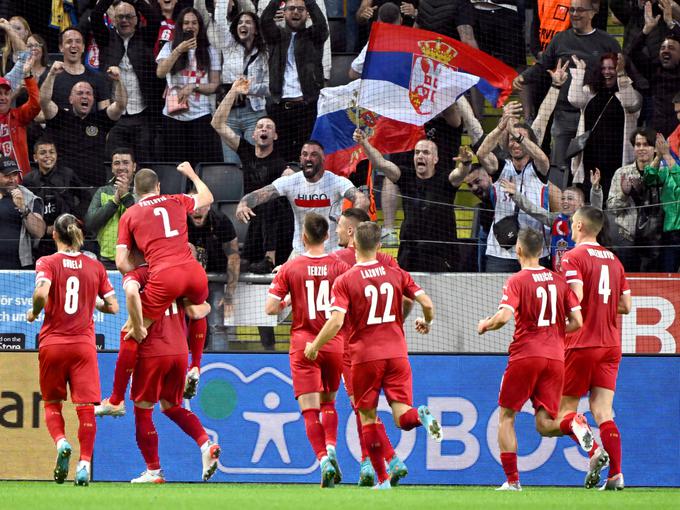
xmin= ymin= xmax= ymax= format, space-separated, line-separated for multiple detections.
xmin=222 ymin=237 xmax=240 ymax=321
xmin=26 ymin=279 xmax=51 ymax=322
xmin=344 ymin=186 xmax=370 ymax=210
xmin=236 ymin=184 xmax=281 ymax=223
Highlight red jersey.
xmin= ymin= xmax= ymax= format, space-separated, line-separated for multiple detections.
xmin=333 ymin=246 xmax=399 ymax=269
xmin=123 ymin=266 xmax=188 ymax=358
xmin=268 ymin=253 xmax=350 ymax=353
xmin=117 ymin=194 xmax=196 ymax=271
xmin=499 ymin=267 xmax=581 ymax=362
xmin=331 ymin=260 xmax=423 ymax=364
xmin=36 ymin=251 xmax=114 ymax=348
xmin=560 ymin=242 xmax=630 ymax=350
xmin=154 ymin=18 xmax=175 ymax=57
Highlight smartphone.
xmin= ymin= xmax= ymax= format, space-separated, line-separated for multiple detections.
xmin=182 ymin=30 xmax=193 ymax=40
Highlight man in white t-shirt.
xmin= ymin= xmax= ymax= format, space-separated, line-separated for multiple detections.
xmin=236 ymin=140 xmax=370 ymax=254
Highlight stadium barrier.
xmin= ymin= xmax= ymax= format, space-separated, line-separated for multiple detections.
xmin=0 ymin=271 xmax=679 ymax=353
xmin=1 ymin=352 xmax=678 ymax=485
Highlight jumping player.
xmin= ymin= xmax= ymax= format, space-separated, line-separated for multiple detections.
xmin=305 ymin=221 xmax=441 ymax=490
xmin=477 ymin=228 xmax=583 ymax=491
xmin=560 ymin=206 xmax=632 ymax=490
xmin=265 ymin=213 xmax=350 ymax=488
xmin=27 ymin=214 xmax=119 ymax=486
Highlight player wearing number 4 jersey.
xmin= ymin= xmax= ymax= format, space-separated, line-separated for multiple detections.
xmin=305 ymin=221 xmax=440 ymax=491
xmin=478 ymin=228 xmax=583 ymax=491
xmin=27 ymin=214 xmax=119 ymax=486
xmin=266 ymin=213 xmax=350 ymax=488
xmin=560 ymin=206 xmax=632 ymax=491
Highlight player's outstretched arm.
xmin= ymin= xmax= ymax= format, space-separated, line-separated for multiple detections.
xmin=26 ymin=280 xmax=51 ymax=322
xmin=304 ymin=310 xmax=346 ymax=360
xmin=96 ymin=295 xmax=119 ymax=315
xmin=178 ymin=162 xmax=214 ymax=209
xmin=618 ymin=292 xmax=632 ymax=314
xmin=565 ymin=308 xmax=583 ymax=334
xmin=413 ymin=292 xmax=434 ymax=334
xmin=477 ymin=307 xmax=512 ymax=334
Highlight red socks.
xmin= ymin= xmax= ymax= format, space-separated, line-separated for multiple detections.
xmin=320 ymin=402 xmax=338 ymax=447
xmin=302 ymin=408 xmax=327 ymax=461
xmin=162 ymin=405 xmax=209 ymax=447
xmin=599 ymin=420 xmax=622 ymax=476
xmin=354 ymin=409 xmax=369 ymax=460
xmin=559 ymin=412 xmax=600 ymax=457
xmin=500 ymin=452 xmax=519 ymax=483
xmin=188 ymin=318 xmax=207 ymax=370
xmin=362 ymin=423 xmax=389 ymax=483
xmin=76 ymin=405 xmax=96 ymax=462
xmin=44 ymin=402 xmax=66 ymax=444
xmin=110 ymin=331 xmax=138 ymax=405
xmin=398 ymin=407 xmax=421 ymax=431
xmin=377 ymin=421 xmax=396 ymax=461
xmin=134 ymin=406 xmax=160 ymax=470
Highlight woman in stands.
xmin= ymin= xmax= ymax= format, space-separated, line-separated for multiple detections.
xmin=0 ymin=16 xmax=29 ymax=76
xmin=156 ymin=7 xmax=222 ymax=167
xmin=27 ymin=214 xmax=118 ymax=486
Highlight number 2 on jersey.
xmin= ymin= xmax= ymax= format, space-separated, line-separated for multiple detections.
xmin=305 ymin=280 xmax=331 ymax=320
xmin=64 ymin=276 xmax=80 ymax=314
xmin=154 ymin=207 xmax=179 ymax=238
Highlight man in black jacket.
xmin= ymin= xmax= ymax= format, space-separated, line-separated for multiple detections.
xmin=261 ymin=0 xmax=328 ymax=162
xmin=91 ymin=0 xmax=165 ymax=161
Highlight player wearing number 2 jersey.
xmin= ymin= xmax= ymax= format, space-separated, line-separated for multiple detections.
xmin=265 ymin=213 xmax=350 ymax=488
xmin=27 ymin=214 xmax=119 ymax=486
xmin=305 ymin=221 xmax=440 ymax=491
xmin=559 ymin=206 xmax=632 ymax=491
xmin=478 ymin=228 xmax=583 ymax=491
xmin=115 ymin=163 xmax=213 ymax=337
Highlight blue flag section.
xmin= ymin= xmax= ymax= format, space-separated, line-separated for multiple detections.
xmin=94 ymin=354 xmax=680 ymax=486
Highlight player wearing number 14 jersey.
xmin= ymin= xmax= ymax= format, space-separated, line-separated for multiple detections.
xmin=560 ymin=206 xmax=632 ymax=491
xmin=266 ymin=213 xmax=350 ymax=488
xmin=305 ymin=221 xmax=441 ymax=491
xmin=27 ymin=214 xmax=119 ymax=486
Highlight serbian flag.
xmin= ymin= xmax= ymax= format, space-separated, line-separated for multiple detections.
xmin=311 ymin=80 xmax=424 ymax=177
xmin=358 ymin=23 xmax=517 ymax=125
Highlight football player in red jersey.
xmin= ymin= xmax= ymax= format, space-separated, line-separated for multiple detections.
xmin=27 ymin=214 xmax=119 ymax=486
xmin=304 ymin=221 xmax=440 ymax=490
xmin=334 ymin=208 xmax=409 ymax=487
xmin=265 ymin=213 xmax=350 ymax=488
xmin=559 ymin=206 xmax=632 ymax=491
xmin=478 ymin=228 xmax=583 ymax=491
xmin=120 ymin=266 xmax=220 ymax=484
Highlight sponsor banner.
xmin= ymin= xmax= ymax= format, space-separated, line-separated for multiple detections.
xmin=92 ymin=353 xmax=679 ymax=486
xmin=0 ymin=353 xmax=80 ymax=479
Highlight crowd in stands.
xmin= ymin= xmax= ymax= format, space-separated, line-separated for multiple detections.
xmin=0 ymin=0 xmax=679 ymax=285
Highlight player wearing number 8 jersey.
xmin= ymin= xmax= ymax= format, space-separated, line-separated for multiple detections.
xmin=27 ymin=214 xmax=119 ymax=486
xmin=265 ymin=213 xmax=350 ymax=488
xmin=115 ymin=162 xmax=212 ymax=338
xmin=304 ymin=221 xmax=440 ymax=491
xmin=559 ymin=206 xmax=632 ymax=491
xmin=478 ymin=228 xmax=583 ymax=491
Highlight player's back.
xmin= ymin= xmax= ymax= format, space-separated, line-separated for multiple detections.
xmin=36 ymin=252 xmax=113 ymax=347
xmin=268 ymin=253 xmax=350 ymax=353
xmin=123 ymin=266 xmax=188 ymax=358
xmin=561 ymin=243 xmax=629 ymax=349
xmin=331 ymin=261 xmax=423 ymax=364
xmin=500 ymin=268 xmax=579 ymax=362
xmin=118 ymin=194 xmax=195 ymax=270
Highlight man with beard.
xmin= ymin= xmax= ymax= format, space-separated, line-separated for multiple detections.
xmin=0 ymin=157 xmax=45 ymax=269
xmin=236 ymin=140 xmax=369 ymax=256
xmin=41 ymin=62 xmax=128 ymax=187
xmin=463 ymin=165 xmax=495 ymax=272
xmin=261 ymin=0 xmax=328 ymax=162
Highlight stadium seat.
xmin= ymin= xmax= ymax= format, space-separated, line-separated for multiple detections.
xmin=219 ymin=202 xmax=248 ymax=245
xmin=139 ymin=162 xmax=186 ymax=195
xmin=329 ymin=53 xmax=358 ymax=87
xmin=328 ymin=17 xmax=346 ymax=53
xmin=196 ymin=163 xmax=244 ymax=203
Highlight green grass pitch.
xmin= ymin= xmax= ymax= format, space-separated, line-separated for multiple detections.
xmin=2 ymin=482 xmax=678 ymax=510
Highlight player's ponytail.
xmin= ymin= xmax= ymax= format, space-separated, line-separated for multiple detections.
xmin=54 ymin=214 xmax=84 ymax=250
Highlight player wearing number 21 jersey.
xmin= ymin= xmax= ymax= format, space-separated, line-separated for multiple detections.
xmin=304 ymin=221 xmax=441 ymax=491
xmin=266 ymin=213 xmax=350 ymax=488
xmin=27 ymin=214 xmax=118 ymax=486
xmin=477 ymin=228 xmax=583 ymax=492
xmin=558 ymin=206 xmax=631 ymax=491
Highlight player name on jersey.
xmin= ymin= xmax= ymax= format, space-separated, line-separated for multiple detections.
xmin=307 ymin=265 xmax=328 ymax=276
xmin=586 ymin=248 xmax=615 ymax=260
xmin=360 ymin=266 xmax=387 ymax=279
xmin=138 ymin=196 xmax=170 ymax=207
xmin=531 ymin=271 xmax=554 ymax=282
xmin=62 ymin=259 xmax=83 ymax=269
